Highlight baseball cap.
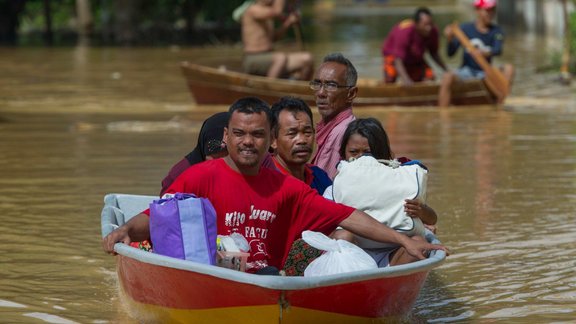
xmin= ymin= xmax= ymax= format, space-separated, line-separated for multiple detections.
xmin=474 ymin=0 xmax=497 ymax=9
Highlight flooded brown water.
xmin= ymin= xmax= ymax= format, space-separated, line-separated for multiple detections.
xmin=1 ymin=6 xmax=576 ymax=324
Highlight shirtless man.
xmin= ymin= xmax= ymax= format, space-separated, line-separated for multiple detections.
xmin=241 ymin=0 xmax=313 ymax=80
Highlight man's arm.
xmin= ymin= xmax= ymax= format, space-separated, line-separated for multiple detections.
xmin=429 ymin=27 xmax=448 ymax=71
xmin=102 ymin=213 xmax=150 ymax=255
xmin=339 ymin=209 xmax=447 ymax=260
xmin=393 ymin=58 xmax=414 ymax=85
xmin=273 ymin=11 xmax=299 ymax=41
xmin=248 ymin=0 xmax=286 ymax=20
xmin=444 ymin=25 xmax=460 ymax=57
xmin=430 ymin=52 xmax=448 ymax=71
xmin=488 ymin=27 xmax=504 ymax=57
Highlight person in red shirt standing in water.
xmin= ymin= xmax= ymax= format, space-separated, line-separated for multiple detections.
xmin=102 ymin=97 xmax=448 ymax=275
xmin=381 ymin=7 xmax=448 ymax=85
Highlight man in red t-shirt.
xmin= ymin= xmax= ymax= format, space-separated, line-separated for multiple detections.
xmin=381 ymin=7 xmax=448 ymax=85
xmin=102 ymin=97 xmax=447 ymax=273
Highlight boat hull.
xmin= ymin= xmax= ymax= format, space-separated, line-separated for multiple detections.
xmin=180 ymin=61 xmax=497 ymax=107
xmin=116 ymin=253 xmax=429 ymax=323
xmin=103 ymin=194 xmax=446 ymax=323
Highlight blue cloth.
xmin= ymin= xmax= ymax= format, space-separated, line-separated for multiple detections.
xmin=447 ymin=22 xmax=504 ymax=74
xmin=309 ymin=165 xmax=333 ymax=195
xmin=401 ymin=159 xmax=428 ymax=171
xmin=455 ymin=65 xmax=486 ymax=80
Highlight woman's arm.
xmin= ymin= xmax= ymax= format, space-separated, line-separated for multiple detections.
xmin=339 ymin=209 xmax=447 ymax=260
xmin=404 ymin=199 xmax=438 ymax=225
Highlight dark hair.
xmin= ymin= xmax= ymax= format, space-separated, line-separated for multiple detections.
xmin=339 ymin=118 xmax=393 ymax=160
xmin=414 ymin=7 xmax=432 ymax=23
xmin=270 ymin=97 xmax=313 ymax=137
xmin=322 ymin=52 xmax=358 ymax=87
xmin=228 ymin=96 xmax=273 ymax=128
xmin=185 ymin=111 xmax=229 ymax=164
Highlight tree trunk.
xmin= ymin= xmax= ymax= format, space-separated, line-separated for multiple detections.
xmin=76 ymin=0 xmax=93 ymax=45
xmin=0 ymin=0 xmax=27 ymax=45
xmin=560 ymin=0 xmax=572 ymax=84
xmin=99 ymin=0 xmax=112 ymax=43
xmin=43 ymin=0 xmax=53 ymax=45
xmin=182 ymin=0 xmax=202 ymax=44
xmin=113 ymin=0 xmax=140 ymax=45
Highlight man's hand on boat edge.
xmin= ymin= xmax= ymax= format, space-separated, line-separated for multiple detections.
xmin=404 ymin=238 xmax=450 ymax=260
xmin=102 ymin=226 xmax=131 ymax=255
xmin=102 ymin=213 xmax=151 ymax=255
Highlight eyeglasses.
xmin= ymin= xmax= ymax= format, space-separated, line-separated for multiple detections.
xmin=309 ymin=80 xmax=352 ymax=92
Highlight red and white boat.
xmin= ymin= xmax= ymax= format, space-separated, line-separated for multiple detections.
xmin=101 ymin=194 xmax=446 ymax=323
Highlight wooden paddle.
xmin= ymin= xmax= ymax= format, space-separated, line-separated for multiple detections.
xmin=450 ymin=23 xmax=509 ymax=102
xmin=287 ymin=0 xmax=304 ymax=50
xmin=293 ymin=20 xmax=304 ymax=50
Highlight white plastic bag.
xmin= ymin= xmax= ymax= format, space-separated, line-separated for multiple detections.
xmin=302 ymin=231 xmax=377 ymax=277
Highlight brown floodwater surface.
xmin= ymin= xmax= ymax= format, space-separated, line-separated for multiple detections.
xmin=1 ymin=9 xmax=576 ymax=323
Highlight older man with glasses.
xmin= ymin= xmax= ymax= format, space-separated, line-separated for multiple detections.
xmin=309 ymin=52 xmax=358 ymax=179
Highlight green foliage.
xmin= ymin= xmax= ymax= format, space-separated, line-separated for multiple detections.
xmin=202 ymin=0 xmax=245 ymax=25
xmin=15 ymin=0 xmax=247 ymax=45
xmin=541 ymin=7 xmax=576 ymax=74
xmin=20 ymin=0 xmax=77 ymax=32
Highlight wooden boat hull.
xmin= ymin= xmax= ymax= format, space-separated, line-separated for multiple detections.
xmin=181 ymin=61 xmax=497 ymax=107
xmin=102 ymin=194 xmax=446 ymax=323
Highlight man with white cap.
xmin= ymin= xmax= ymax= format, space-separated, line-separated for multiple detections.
xmin=438 ymin=0 xmax=515 ymax=106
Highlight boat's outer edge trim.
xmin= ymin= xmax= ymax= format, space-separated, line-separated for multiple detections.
xmin=113 ymin=238 xmax=444 ymax=291
xmin=114 ymin=242 xmax=444 ymax=290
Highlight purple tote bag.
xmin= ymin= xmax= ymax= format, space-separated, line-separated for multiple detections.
xmin=149 ymin=193 xmax=217 ymax=265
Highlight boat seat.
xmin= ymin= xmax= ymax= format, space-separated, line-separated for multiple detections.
xmin=101 ymin=194 xmax=156 ymax=237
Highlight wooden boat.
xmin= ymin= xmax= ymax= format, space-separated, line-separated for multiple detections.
xmin=101 ymin=193 xmax=447 ymax=323
xmin=181 ymin=60 xmax=499 ymax=107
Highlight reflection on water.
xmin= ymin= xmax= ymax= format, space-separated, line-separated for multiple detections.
xmin=1 ymin=4 xmax=576 ymax=324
